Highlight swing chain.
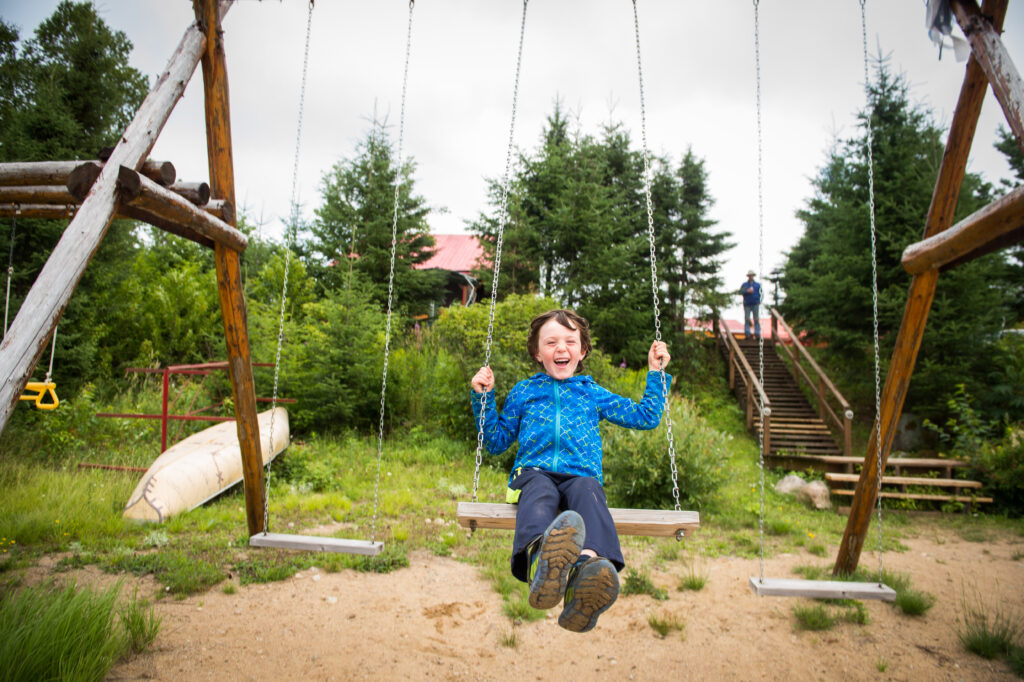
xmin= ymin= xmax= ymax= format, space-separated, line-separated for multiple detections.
xmin=752 ymin=0 xmax=768 ymax=584
xmin=860 ymin=0 xmax=885 ymax=585
xmin=472 ymin=0 xmax=529 ymax=503
xmin=373 ymin=0 xmax=416 ymax=542
xmin=4 ymin=208 xmax=16 ymax=338
xmin=632 ymin=0 xmax=680 ymax=514
xmin=264 ymin=0 xmax=316 ymax=536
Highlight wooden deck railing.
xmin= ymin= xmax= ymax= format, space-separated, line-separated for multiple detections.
xmin=717 ymin=318 xmax=772 ymax=454
xmin=768 ymin=308 xmax=853 ymax=456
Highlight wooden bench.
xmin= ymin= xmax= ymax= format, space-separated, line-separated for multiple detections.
xmin=456 ymin=502 xmax=699 ymax=538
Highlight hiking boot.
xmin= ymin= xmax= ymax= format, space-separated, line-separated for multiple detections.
xmin=558 ymin=556 xmax=619 ymax=633
xmin=527 ymin=510 xmax=585 ymax=610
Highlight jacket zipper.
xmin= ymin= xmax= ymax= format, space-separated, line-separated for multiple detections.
xmin=552 ymin=380 xmax=561 ymax=472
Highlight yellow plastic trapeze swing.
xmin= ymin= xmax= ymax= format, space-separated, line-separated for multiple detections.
xmin=19 ymin=381 xmax=59 ymax=410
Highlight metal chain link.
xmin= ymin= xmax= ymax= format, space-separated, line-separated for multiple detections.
xmin=263 ymin=0 xmax=315 ymax=535
xmin=860 ymin=0 xmax=885 ymax=585
xmin=372 ymin=0 xmax=416 ymax=542
xmin=632 ymin=0 xmax=680 ymax=516
xmin=472 ymin=0 xmax=530 ymax=503
xmin=752 ymin=0 xmax=768 ymax=584
xmin=4 ymin=209 xmax=16 ymax=337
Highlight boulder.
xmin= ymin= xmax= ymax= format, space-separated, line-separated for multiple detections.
xmin=796 ymin=480 xmax=832 ymax=510
xmin=774 ymin=474 xmax=807 ymax=496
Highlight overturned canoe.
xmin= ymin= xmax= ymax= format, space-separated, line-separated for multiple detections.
xmin=123 ymin=407 xmax=289 ymax=523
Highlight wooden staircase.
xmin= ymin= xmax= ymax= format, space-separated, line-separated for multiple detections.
xmin=733 ymin=338 xmax=842 ymax=458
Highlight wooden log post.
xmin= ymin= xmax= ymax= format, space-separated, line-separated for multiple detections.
xmin=952 ymin=0 xmax=1024 ymax=152
xmin=833 ymin=0 xmax=1007 ymax=577
xmin=193 ymin=0 xmax=265 ymax=537
xmin=0 ymin=186 xmax=77 ymax=204
xmin=0 ymin=20 xmax=208 ymax=436
xmin=169 ymin=181 xmax=211 ymax=206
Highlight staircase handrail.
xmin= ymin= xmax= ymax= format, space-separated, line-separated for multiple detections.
xmin=768 ymin=307 xmax=853 ymax=456
xmin=717 ymin=317 xmax=772 ymax=454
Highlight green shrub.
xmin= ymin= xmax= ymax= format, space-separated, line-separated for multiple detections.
xmin=604 ymin=395 xmax=728 ymax=509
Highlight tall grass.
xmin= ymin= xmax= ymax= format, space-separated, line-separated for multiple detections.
xmin=0 ymin=581 xmax=159 ymax=681
xmin=957 ymin=583 xmax=1022 ymax=660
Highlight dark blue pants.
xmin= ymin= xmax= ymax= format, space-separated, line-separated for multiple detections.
xmin=508 ymin=468 xmax=624 ymax=583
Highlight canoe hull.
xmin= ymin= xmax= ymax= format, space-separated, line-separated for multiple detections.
xmin=123 ymin=407 xmax=289 ymax=523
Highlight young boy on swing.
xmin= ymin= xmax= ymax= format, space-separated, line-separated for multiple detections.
xmin=471 ymin=309 xmax=671 ymax=632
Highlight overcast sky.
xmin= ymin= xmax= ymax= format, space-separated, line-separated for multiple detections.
xmin=3 ymin=0 xmax=1022 ymax=318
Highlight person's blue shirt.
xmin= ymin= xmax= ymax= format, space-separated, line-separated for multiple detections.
xmin=740 ymin=280 xmax=762 ymax=306
xmin=470 ymin=371 xmax=671 ymax=485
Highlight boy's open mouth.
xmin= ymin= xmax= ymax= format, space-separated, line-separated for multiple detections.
xmin=554 ymin=358 xmax=570 ymax=367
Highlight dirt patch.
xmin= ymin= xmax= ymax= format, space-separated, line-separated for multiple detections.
xmin=29 ymin=526 xmax=1023 ymax=681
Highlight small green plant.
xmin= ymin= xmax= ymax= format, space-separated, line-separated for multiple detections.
xmin=876 ymin=657 xmax=888 ymax=672
xmin=221 ymin=583 xmax=237 ymax=595
xmin=119 ymin=591 xmax=162 ymax=655
xmin=678 ymin=560 xmax=709 ymax=591
xmin=957 ymin=586 xmax=1022 ymax=660
xmin=793 ymin=603 xmax=836 ymax=631
xmin=894 ymin=588 xmax=936 ymax=616
xmin=499 ymin=627 xmax=520 ymax=648
xmin=841 ymin=601 xmax=870 ymax=625
xmin=502 ymin=593 xmax=544 ymax=623
xmin=648 ymin=611 xmax=686 ymax=638
xmin=805 ymin=543 xmax=828 ymax=557
xmin=1008 ymin=645 xmax=1024 ymax=676
xmin=621 ymin=568 xmax=668 ymax=600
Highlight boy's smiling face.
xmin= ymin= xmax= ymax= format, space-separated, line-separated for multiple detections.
xmin=534 ymin=318 xmax=585 ymax=380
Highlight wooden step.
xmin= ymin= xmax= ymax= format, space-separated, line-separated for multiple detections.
xmin=825 ymin=473 xmax=982 ymax=489
xmin=830 ymin=489 xmax=992 ymax=504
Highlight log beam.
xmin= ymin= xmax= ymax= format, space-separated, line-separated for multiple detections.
xmin=117 ymin=167 xmax=246 ymax=251
xmin=833 ymin=0 xmax=1008 ymax=577
xmin=0 ymin=204 xmax=77 ymax=220
xmin=902 ymin=183 xmax=1024 ymax=274
xmin=118 ymin=205 xmax=216 ymax=249
xmin=169 ymin=181 xmax=211 ymax=206
xmin=0 ymin=159 xmax=177 ymax=188
xmin=0 ymin=186 xmax=77 ymax=205
xmin=193 ymin=0 xmax=264 ymax=537
xmin=0 ymin=17 xmax=207 ymax=435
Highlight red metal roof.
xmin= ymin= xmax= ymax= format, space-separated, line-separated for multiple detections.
xmin=414 ymin=234 xmax=487 ymax=273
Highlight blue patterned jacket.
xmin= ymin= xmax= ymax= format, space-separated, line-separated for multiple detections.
xmin=471 ymin=371 xmax=672 ymax=485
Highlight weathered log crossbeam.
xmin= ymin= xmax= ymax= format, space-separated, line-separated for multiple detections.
xmin=902 ymin=183 xmax=1024 ymax=274
xmin=0 ymin=160 xmax=237 ymax=249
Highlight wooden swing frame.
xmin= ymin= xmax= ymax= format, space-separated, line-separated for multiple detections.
xmin=834 ymin=0 xmax=1024 ymax=576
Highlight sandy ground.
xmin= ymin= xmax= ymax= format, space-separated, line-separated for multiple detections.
xmin=36 ymin=523 xmax=1024 ymax=681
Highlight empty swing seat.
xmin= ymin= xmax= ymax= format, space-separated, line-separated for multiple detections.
xmin=457 ymin=502 xmax=699 ymax=537
xmin=250 ymin=532 xmax=383 ymax=555
xmin=748 ymin=576 xmax=896 ymax=601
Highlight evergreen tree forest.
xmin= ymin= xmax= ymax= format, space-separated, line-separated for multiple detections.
xmin=469 ymin=104 xmax=733 ymax=368
xmin=779 ymin=59 xmax=1023 ymax=422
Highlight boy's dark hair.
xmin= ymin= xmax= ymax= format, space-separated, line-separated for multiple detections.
xmin=527 ymin=309 xmax=592 ymax=371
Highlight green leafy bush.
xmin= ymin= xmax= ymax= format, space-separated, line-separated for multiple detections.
xmin=603 ymin=396 xmax=728 ymax=509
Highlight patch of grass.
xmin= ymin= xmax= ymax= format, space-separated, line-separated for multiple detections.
xmin=648 ymin=610 xmax=686 ymax=638
xmin=105 ymin=549 xmax=226 ymax=595
xmin=221 ymin=582 xmax=237 ymax=595
xmin=621 ymin=568 xmax=668 ymax=600
xmin=805 ymin=542 xmax=828 ymax=557
xmin=119 ymin=590 xmax=162 ymax=655
xmin=767 ymin=518 xmax=793 ymax=536
xmin=876 ymin=657 xmax=888 ymax=672
xmin=957 ymin=585 xmax=1022 ymax=660
xmin=677 ymin=559 xmax=709 ymax=591
xmin=1008 ymin=645 xmax=1024 ymax=677
xmin=895 ymin=588 xmax=936 ymax=616
xmin=792 ymin=564 xmax=828 ymax=580
xmin=499 ymin=627 xmax=520 ymax=648
xmin=956 ymin=526 xmax=993 ymax=543
xmin=793 ymin=603 xmax=836 ymax=631
xmin=656 ymin=542 xmax=682 ymax=562
xmin=0 ymin=580 xmax=159 ymax=680
xmin=841 ymin=601 xmax=870 ymax=625
xmin=502 ymin=593 xmax=544 ymax=622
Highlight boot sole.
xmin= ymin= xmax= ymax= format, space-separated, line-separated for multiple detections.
xmin=528 ymin=513 xmax=584 ymax=609
xmin=558 ymin=560 xmax=618 ymax=633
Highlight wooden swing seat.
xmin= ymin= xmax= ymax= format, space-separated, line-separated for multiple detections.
xmin=250 ymin=532 xmax=383 ymax=556
xmin=456 ymin=502 xmax=699 ymax=537
xmin=748 ymin=577 xmax=896 ymax=601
